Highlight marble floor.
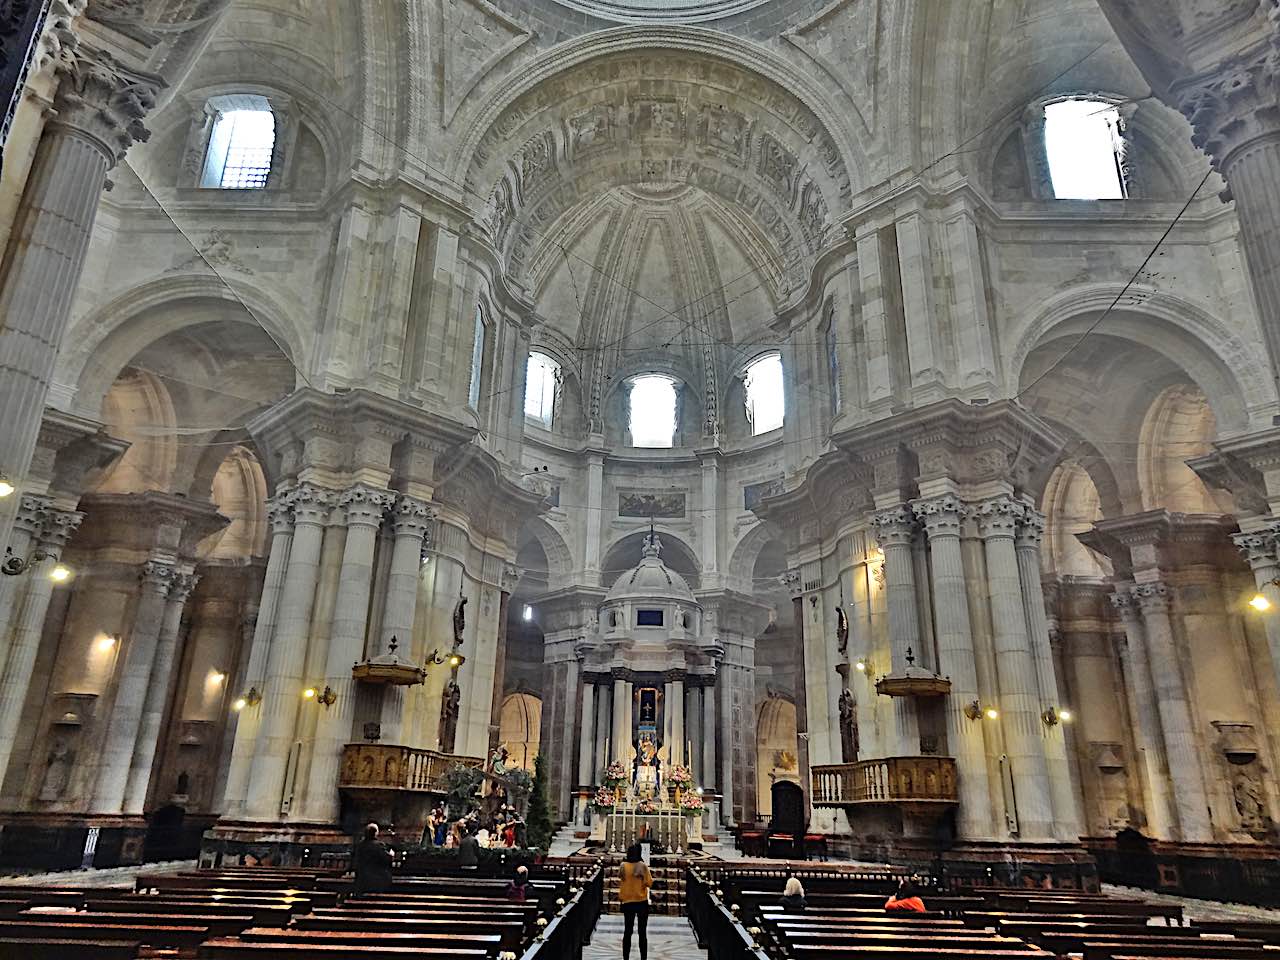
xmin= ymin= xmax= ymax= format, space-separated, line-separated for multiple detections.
xmin=585 ymin=913 xmax=706 ymax=960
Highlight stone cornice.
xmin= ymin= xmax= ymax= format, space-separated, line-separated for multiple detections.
xmin=74 ymin=490 xmax=228 ymax=558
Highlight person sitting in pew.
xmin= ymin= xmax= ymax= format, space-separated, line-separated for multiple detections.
xmin=780 ymin=877 xmax=807 ymax=913
xmin=885 ymin=876 xmax=927 ymax=913
xmin=506 ymin=865 xmax=530 ymax=902
xmin=353 ymin=823 xmax=393 ymax=895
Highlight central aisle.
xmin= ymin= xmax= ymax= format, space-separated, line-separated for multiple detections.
xmin=586 ymin=913 xmax=707 ymax=960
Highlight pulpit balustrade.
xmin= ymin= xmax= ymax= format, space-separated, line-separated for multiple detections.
xmin=811 ymin=756 xmax=958 ymax=807
xmin=338 ymin=743 xmax=484 ymax=793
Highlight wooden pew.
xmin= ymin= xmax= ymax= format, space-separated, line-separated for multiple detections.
xmin=21 ymin=908 xmax=253 ymax=939
xmin=87 ymin=897 xmax=294 ymax=927
xmin=0 ymin=917 xmax=210 ymax=950
xmin=0 ymin=937 xmax=140 ymax=958
xmin=778 ymin=929 xmax=1051 ymax=953
xmin=198 ymin=939 xmax=487 ymax=958
xmin=787 ymin=946 xmax=1051 ymax=958
xmin=236 ymin=926 xmax=504 ymax=952
xmin=291 ymin=911 xmax=524 ymax=949
xmin=1083 ymin=944 xmax=1270 ymax=960
xmin=1192 ymin=920 xmax=1280 ymax=945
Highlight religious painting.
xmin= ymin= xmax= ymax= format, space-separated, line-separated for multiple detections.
xmin=744 ymin=476 xmax=784 ymax=511
xmin=619 ymin=491 xmax=685 ymax=518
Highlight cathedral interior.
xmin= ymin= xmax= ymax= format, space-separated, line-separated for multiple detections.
xmin=2 ymin=0 xmax=1280 ymax=914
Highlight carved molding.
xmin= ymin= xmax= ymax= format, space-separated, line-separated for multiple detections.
xmin=50 ymin=47 xmax=160 ymax=165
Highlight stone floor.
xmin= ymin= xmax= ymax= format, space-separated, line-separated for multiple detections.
xmin=585 ymin=913 xmax=705 ymax=960
xmin=1102 ymin=883 xmax=1280 ymax=923
xmin=0 ymin=859 xmax=194 ymax=887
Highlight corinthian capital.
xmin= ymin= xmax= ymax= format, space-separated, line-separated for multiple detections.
xmin=38 ymin=507 xmax=83 ymax=551
xmin=912 ymin=495 xmax=966 ymax=538
xmin=1176 ymin=45 xmax=1280 ymax=173
xmin=14 ymin=495 xmax=52 ymax=537
xmin=52 ymin=48 xmax=161 ymax=165
xmin=169 ymin=572 xmax=200 ymax=603
xmin=1132 ymin=581 xmax=1171 ymax=613
xmin=339 ymin=485 xmax=396 ymax=528
xmin=287 ymin=483 xmax=333 ymax=526
xmin=975 ymin=496 xmax=1022 ymax=540
xmin=1234 ymin=529 xmax=1279 ymax=568
xmin=1014 ymin=507 xmax=1047 ymax=550
xmin=391 ymin=494 xmax=434 ymax=538
xmin=871 ymin=505 xmax=917 ymax=547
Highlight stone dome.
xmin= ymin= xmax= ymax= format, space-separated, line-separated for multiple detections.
xmin=603 ymin=533 xmax=697 ymax=606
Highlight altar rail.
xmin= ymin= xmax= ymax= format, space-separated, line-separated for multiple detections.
xmin=338 ymin=743 xmax=484 ymax=793
xmin=811 ymin=756 xmax=958 ymax=806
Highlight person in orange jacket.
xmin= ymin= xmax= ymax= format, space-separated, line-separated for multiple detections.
xmin=884 ymin=876 xmax=927 ymax=913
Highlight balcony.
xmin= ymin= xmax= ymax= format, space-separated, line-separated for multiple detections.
xmin=338 ymin=744 xmax=484 ymax=794
xmin=811 ymin=756 xmax=958 ymax=809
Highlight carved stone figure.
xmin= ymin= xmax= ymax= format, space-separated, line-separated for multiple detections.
xmin=438 ymin=680 xmax=461 ymax=754
xmin=838 ymin=688 xmax=858 ymax=762
xmin=1232 ymin=765 xmax=1267 ymax=833
xmin=39 ymin=739 xmax=73 ymax=801
xmin=452 ymin=595 xmax=467 ymax=645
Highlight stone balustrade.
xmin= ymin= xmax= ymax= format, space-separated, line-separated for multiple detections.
xmin=811 ymin=756 xmax=958 ymax=807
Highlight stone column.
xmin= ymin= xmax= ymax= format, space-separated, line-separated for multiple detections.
xmin=584 ymin=452 xmax=604 ymax=579
xmin=0 ymin=506 xmax=80 ymax=782
xmin=0 ymin=495 xmax=48 ymax=662
xmin=1132 ymin=582 xmax=1213 ymax=841
xmin=871 ymin=506 xmax=922 ymax=753
xmin=718 ymin=663 xmax=734 ymax=823
xmin=672 ymin=676 xmax=685 ymax=768
xmin=299 ymin=486 xmax=392 ymax=823
xmin=662 ymin=677 xmax=674 ymax=758
xmin=92 ymin=560 xmax=176 ymax=813
xmin=1014 ymin=509 xmax=1081 ymax=842
xmin=611 ymin=675 xmax=627 ymax=763
xmin=1178 ymin=61 xmax=1280 ymax=392
xmin=914 ymin=495 xmax=994 ymax=839
xmin=122 ymin=572 xmax=199 ymax=814
xmin=0 ymin=54 xmax=157 ymax=546
xmin=976 ymin=496 xmax=1055 ymax=839
xmin=221 ymin=495 xmax=293 ymax=818
xmin=1235 ymin=529 xmax=1280 ymax=697
xmin=244 ymin=484 xmax=330 ymax=821
xmin=1109 ymin=589 xmax=1177 ymax=839
xmin=702 ymin=681 xmax=715 ymax=792
xmin=577 ymin=676 xmax=596 ymax=812
xmin=378 ymin=494 xmax=432 ymax=743
xmin=488 ymin=577 xmax=516 ymax=752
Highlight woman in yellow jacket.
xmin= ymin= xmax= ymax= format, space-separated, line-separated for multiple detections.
xmin=619 ymin=843 xmax=653 ymax=960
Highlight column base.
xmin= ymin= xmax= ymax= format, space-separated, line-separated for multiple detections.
xmin=1084 ymin=836 xmax=1280 ymax=907
xmin=829 ymin=833 xmax=1099 ymax=890
xmin=202 ymin=821 xmax=358 ymax=868
xmin=0 ymin=812 xmax=186 ymax=870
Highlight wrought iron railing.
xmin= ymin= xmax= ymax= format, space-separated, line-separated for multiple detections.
xmin=811 ymin=756 xmax=958 ymax=806
xmin=338 ymin=744 xmax=484 ymax=793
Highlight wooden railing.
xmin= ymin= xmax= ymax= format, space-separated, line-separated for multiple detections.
xmin=338 ymin=744 xmax=484 ymax=793
xmin=811 ymin=756 xmax=958 ymax=806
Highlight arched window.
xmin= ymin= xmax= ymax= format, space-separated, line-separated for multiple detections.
xmin=628 ymin=375 xmax=677 ymax=448
xmin=200 ymin=95 xmax=276 ymax=189
xmin=744 ymin=353 xmax=785 ymax=436
xmin=825 ymin=320 xmax=842 ymax=417
xmin=524 ymin=351 xmax=561 ymax=428
xmin=468 ymin=304 xmax=486 ymax=409
xmin=1044 ymin=98 xmax=1127 ymax=200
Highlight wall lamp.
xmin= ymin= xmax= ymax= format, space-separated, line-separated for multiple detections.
xmin=428 ymin=649 xmax=466 ymax=668
xmin=965 ymin=700 xmax=999 ymax=721
xmin=2 ymin=547 xmax=70 ymax=581
xmin=0 ymin=475 xmax=13 ymax=498
xmin=302 ymin=686 xmax=336 ymax=706
xmin=1041 ymin=706 xmax=1073 ymax=726
xmin=854 ymin=658 xmax=874 ymax=679
xmin=232 ymin=686 xmax=262 ymax=711
xmin=1249 ymin=579 xmax=1280 ymax=612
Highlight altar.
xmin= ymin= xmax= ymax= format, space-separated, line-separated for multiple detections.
xmin=599 ymin=805 xmax=692 ymax=853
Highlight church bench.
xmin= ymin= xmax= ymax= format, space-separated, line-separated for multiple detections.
xmin=1015 ymin=898 xmax=1182 ymax=924
xmin=758 ymin=908 xmax=965 ymax=927
xmin=776 ymin=930 xmax=1048 ymax=952
xmin=291 ymin=912 xmax=524 ymax=948
xmin=0 ymin=936 xmax=140 ymax=958
xmin=1081 ymin=943 xmax=1271 ymax=960
xmin=786 ymin=945 xmax=1051 ymax=958
xmin=311 ymin=906 xmax=535 ymax=935
xmin=88 ymin=897 xmax=294 ymax=926
xmin=739 ymin=889 xmax=984 ymax=915
xmin=235 ymin=926 xmax=505 ymax=952
xmin=137 ymin=877 xmax=337 ymax=904
xmin=961 ymin=911 xmax=1166 ymax=929
xmin=22 ymin=908 xmax=254 ymax=938
xmin=996 ymin=919 xmax=1166 ymax=938
xmin=1192 ymin=921 xmax=1280 ymax=944
xmin=0 ymin=918 xmax=211 ymax=949
xmin=1033 ymin=933 xmax=1266 ymax=956
xmin=198 ymin=938 xmax=488 ymax=958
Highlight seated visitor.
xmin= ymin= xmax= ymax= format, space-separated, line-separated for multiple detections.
xmin=780 ymin=876 xmax=807 ymax=912
xmin=353 ymin=822 xmax=393 ymax=895
xmin=619 ymin=843 xmax=653 ymax=960
xmin=459 ymin=823 xmax=481 ymax=869
xmin=506 ymin=864 xmax=530 ymax=901
xmin=884 ymin=876 xmax=927 ymax=913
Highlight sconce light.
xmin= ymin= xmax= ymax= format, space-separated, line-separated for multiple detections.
xmin=316 ymin=685 xmax=337 ymax=708
xmin=965 ymin=700 xmax=999 ymax=721
xmin=854 ymin=658 xmax=873 ymax=679
xmin=302 ymin=687 xmax=317 ymax=700
xmin=2 ymin=546 xmax=70 ymax=581
xmin=233 ymin=686 xmax=262 ymax=711
xmin=0 ymin=475 xmax=14 ymax=498
xmin=95 ymin=633 xmax=119 ymax=653
xmin=210 ymin=671 xmax=226 ymax=685
xmin=1249 ymin=578 xmax=1280 ymax=612
xmin=232 ymin=696 xmax=248 ymax=712
xmin=1059 ymin=709 xmax=1073 ymax=723
xmin=428 ymin=648 xmax=466 ymax=668
xmin=1041 ymin=707 xmax=1061 ymax=726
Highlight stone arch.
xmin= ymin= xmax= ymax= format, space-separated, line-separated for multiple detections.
xmin=1009 ymin=285 xmax=1271 ymax=436
xmin=601 ymin=529 xmax=700 ymax=590
xmin=756 ymin=694 xmax=799 ymax=817
xmin=59 ymin=275 xmax=302 ymax=416
xmin=498 ymin=692 xmax=542 ymax=773
xmin=727 ymin=521 xmax=784 ymax=593
xmin=1137 ymin=383 xmax=1234 ymax=515
xmin=516 ymin=516 xmax=573 ymax=592
xmin=205 ymin=444 xmax=271 ymax=561
xmin=94 ymin=368 xmax=179 ymax=495
xmin=1041 ymin=460 xmax=1113 ymax=579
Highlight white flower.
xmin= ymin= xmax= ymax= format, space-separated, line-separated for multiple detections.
xmin=499 ymin=953 xmax=517 ymax=960
xmin=536 ymin=917 xmax=548 ymax=927
xmin=731 ymin=904 xmax=741 ymax=913
xmin=555 ymin=898 xmax=566 ymax=906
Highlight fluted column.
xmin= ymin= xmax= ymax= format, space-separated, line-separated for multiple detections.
xmin=611 ymin=673 xmax=631 ymax=763
xmin=0 ymin=505 xmax=80 ymax=783
xmin=871 ymin=506 xmax=922 ymax=752
xmin=914 ymin=495 xmax=994 ymax=839
xmin=1132 ymin=582 xmax=1213 ymax=841
xmin=977 ymin=496 xmax=1054 ymax=839
xmin=299 ymin=485 xmax=393 ymax=822
xmin=122 ymin=571 xmax=199 ymax=814
xmin=1109 ymin=588 xmax=1177 ymax=839
xmin=1178 ymin=59 xmax=1280 ymax=390
xmin=1235 ymin=529 xmax=1280 ymax=697
xmin=718 ymin=662 xmax=733 ymax=822
xmin=222 ymin=495 xmax=293 ymax=818
xmin=244 ymin=484 xmax=330 ymax=820
xmin=1015 ymin=509 xmax=1081 ymax=841
xmin=578 ymin=677 xmax=597 ymax=787
xmin=0 ymin=54 xmax=158 ymax=546
xmin=92 ymin=559 xmax=176 ymax=813
xmin=671 ymin=677 xmax=685 ymax=768
xmin=702 ymin=682 xmax=715 ymax=792
xmin=0 ymin=495 xmax=49 ymax=667
xmin=378 ymin=494 xmax=432 ymax=744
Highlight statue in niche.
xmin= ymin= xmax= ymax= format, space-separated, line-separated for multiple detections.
xmin=175 ymin=771 xmax=190 ymax=796
xmin=38 ymin=739 xmax=73 ymax=802
xmin=675 ymin=605 xmax=687 ymax=629
xmin=1232 ymin=765 xmax=1267 ymax=833
xmin=835 ymin=607 xmax=849 ymax=655
xmin=632 ymin=734 xmax=660 ymax=798
xmin=838 ymin=689 xmax=858 ymax=762
xmin=438 ymin=680 xmax=461 ymax=754
xmin=453 ymin=595 xmax=468 ymax=645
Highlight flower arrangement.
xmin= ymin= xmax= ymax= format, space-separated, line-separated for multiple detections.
xmin=679 ymin=792 xmax=705 ymax=814
xmin=667 ymin=763 xmax=693 ymax=788
xmin=592 ymin=785 xmax=616 ymax=811
xmin=602 ymin=760 xmax=628 ymax=787
xmin=636 ymin=797 xmax=659 ymax=814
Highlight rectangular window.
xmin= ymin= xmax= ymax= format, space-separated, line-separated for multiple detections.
xmin=636 ymin=609 xmax=664 ymax=627
xmin=524 ymin=352 xmax=560 ymax=428
xmin=826 ymin=320 xmax=842 ymax=416
xmin=468 ymin=305 xmax=486 ymax=409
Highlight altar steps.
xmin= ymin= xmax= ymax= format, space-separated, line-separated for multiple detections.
xmin=605 ymin=862 xmax=686 ymax=916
